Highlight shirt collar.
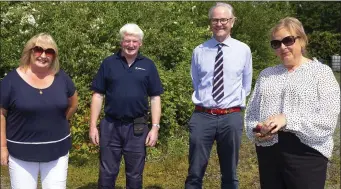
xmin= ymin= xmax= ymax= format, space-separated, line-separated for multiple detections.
xmin=115 ymin=49 xmax=144 ymax=60
xmin=211 ymin=36 xmax=233 ymax=47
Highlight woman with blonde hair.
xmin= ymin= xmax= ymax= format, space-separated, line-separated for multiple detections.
xmin=245 ymin=17 xmax=340 ymax=189
xmin=0 ymin=33 xmax=78 ymax=189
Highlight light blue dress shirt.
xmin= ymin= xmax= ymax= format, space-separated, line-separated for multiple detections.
xmin=191 ymin=36 xmax=252 ymax=108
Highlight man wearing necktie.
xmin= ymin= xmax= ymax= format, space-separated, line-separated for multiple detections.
xmin=185 ymin=2 xmax=253 ymax=189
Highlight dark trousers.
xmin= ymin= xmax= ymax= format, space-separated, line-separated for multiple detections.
xmin=98 ymin=118 xmax=149 ymax=189
xmin=185 ymin=111 xmax=243 ymax=189
xmin=256 ymin=132 xmax=328 ymax=189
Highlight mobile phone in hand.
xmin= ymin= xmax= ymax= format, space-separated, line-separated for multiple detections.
xmin=252 ymin=124 xmax=262 ymax=133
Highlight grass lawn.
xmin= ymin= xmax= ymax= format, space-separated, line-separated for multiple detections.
xmin=1 ymin=72 xmax=340 ymax=189
xmin=1 ymin=130 xmax=340 ymax=189
xmin=0 ymin=137 xmax=261 ymax=189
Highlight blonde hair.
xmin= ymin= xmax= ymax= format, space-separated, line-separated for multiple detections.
xmin=20 ymin=33 xmax=60 ymax=73
xmin=270 ymin=17 xmax=308 ymax=54
xmin=119 ymin=23 xmax=144 ymax=41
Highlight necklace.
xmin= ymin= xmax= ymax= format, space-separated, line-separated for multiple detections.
xmin=39 ymin=89 xmax=43 ymax=95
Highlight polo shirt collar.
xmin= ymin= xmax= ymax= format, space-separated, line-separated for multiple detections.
xmin=115 ymin=49 xmax=144 ymax=60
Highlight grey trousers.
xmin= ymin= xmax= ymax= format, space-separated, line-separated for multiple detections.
xmin=185 ymin=111 xmax=243 ymax=189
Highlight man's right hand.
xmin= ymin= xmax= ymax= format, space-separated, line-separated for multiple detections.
xmin=89 ymin=126 xmax=99 ymax=145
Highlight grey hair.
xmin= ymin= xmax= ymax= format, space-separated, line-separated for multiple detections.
xmin=119 ymin=23 xmax=144 ymax=41
xmin=208 ymin=2 xmax=235 ymax=19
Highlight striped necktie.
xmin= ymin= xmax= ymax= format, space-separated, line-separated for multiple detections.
xmin=212 ymin=43 xmax=224 ymax=102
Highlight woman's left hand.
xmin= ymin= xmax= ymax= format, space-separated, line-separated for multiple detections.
xmin=263 ymin=114 xmax=287 ymax=134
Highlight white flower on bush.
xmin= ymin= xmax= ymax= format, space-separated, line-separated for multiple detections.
xmin=91 ymin=18 xmax=103 ymax=30
xmin=191 ymin=6 xmax=196 ymax=12
xmin=20 ymin=14 xmax=37 ymax=27
xmin=1 ymin=11 xmax=13 ymax=25
xmin=19 ymin=29 xmax=29 ymax=34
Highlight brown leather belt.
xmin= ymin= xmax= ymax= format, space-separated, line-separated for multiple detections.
xmin=195 ymin=105 xmax=241 ymax=115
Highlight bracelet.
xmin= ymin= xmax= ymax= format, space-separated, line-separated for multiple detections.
xmin=152 ymin=124 xmax=160 ymax=129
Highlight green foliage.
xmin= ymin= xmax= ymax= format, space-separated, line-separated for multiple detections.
xmin=293 ymin=2 xmax=341 ymax=33
xmin=307 ymin=31 xmax=341 ymax=65
xmin=290 ymin=2 xmax=341 ymax=66
xmin=0 ymin=2 xmax=298 ymax=161
xmin=1 ymin=2 xmax=340 ymax=187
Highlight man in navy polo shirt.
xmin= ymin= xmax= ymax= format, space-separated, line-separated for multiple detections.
xmin=89 ymin=23 xmax=163 ymax=189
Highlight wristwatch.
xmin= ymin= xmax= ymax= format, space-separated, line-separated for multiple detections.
xmin=152 ymin=123 xmax=160 ymax=129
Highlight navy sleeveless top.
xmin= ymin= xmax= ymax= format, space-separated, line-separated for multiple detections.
xmin=0 ymin=69 xmax=75 ymax=162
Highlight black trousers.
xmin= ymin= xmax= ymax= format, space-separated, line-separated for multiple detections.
xmin=256 ymin=132 xmax=328 ymax=189
xmin=98 ymin=118 xmax=149 ymax=189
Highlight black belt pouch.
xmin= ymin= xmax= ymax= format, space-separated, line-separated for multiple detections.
xmin=133 ymin=116 xmax=147 ymax=136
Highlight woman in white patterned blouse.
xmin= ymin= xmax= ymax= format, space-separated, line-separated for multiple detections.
xmin=245 ymin=17 xmax=340 ymax=189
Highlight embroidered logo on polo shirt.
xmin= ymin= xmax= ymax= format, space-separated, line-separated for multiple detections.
xmin=135 ymin=67 xmax=146 ymax=71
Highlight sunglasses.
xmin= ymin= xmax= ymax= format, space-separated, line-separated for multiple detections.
xmin=270 ymin=36 xmax=300 ymax=49
xmin=32 ymin=46 xmax=56 ymax=57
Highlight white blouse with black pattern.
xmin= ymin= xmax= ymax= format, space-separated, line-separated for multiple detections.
xmin=245 ymin=59 xmax=340 ymax=159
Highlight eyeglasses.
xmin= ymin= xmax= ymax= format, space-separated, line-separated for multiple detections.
xmin=211 ymin=18 xmax=233 ymax=25
xmin=31 ymin=46 xmax=56 ymax=57
xmin=270 ymin=36 xmax=300 ymax=49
